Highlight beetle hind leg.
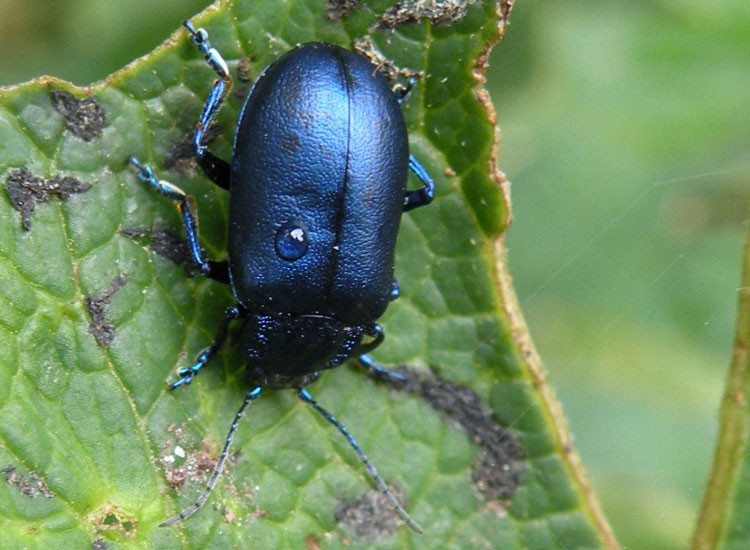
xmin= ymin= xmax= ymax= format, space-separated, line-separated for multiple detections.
xmin=404 ymin=154 xmax=435 ymax=212
xmin=127 ymin=156 xmax=230 ymax=283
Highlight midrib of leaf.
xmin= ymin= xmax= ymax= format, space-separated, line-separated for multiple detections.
xmin=69 ymin=155 xmax=181 ymax=540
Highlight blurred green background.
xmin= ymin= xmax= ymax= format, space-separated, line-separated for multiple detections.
xmin=1 ymin=1 xmax=748 ymax=548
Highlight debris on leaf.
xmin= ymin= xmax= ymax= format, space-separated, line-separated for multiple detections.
xmin=237 ymin=56 xmax=255 ymax=82
xmin=51 ymin=89 xmax=106 ymax=141
xmin=5 ymin=167 xmax=91 ymax=230
xmin=352 ymin=36 xmax=420 ymax=82
xmin=84 ymin=274 xmax=127 ymax=348
xmin=122 ymin=221 xmax=199 ymax=276
xmin=378 ymin=0 xmax=478 ymax=29
xmin=336 ymin=488 xmax=402 ymax=538
xmin=160 ymin=442 xmax=219 ymax=490
xmin=1 ymin=465 xmax=54 ymax=498
xmin=380 ymin=367 xmax=523 ymax=500
xmin=326 ymin=0 xmax=360 ymax=20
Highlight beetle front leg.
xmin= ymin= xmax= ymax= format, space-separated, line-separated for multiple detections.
xmin=355 ymin=324 xmax=406 ymax=384
xmin=357 ymin=354 xmax=407 ymax=384
xmin=170 ymin=304 xmax=248 ymax=390
xmin=404 ymin=154 xmax=435 ymax=211
xmin=355 ymin=322 xmax=410 ymax=385
xmin=128 ymin=156 xmax=229 ymax=283
xmin=183 ymin=20 xmax=233 ymax=190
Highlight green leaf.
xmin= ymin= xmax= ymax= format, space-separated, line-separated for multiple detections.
xmin=0 ymin=1 xmax=616 ymax=548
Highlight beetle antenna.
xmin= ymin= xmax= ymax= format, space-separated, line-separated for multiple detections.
xmin=160 ymin=386 xmax=263 ymax=527
xmin=297 ymin=388 xmax=423 ymax=534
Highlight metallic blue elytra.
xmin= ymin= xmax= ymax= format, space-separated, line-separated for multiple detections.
xmin=128 ymin=20 xmax=434 ymax=532
xmin=230 ymin=43 xmax=407 ymax=324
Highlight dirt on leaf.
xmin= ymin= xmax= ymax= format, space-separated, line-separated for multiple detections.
xmin=51 ymin=89 xmax=106 ymax=141
xmin=84 ymin=274 xmax=127 ymax=348
xmin=5 ymin=167 xmax=91 ymax=230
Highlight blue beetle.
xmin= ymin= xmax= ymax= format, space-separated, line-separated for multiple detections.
xmin=128 ymin=20 xmax=433 ymax=531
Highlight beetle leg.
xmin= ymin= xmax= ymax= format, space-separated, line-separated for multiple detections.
xmin=355 ymin=323 xmax=385 ymax=356
xmin=194 ymin=150 xmax=231 ymax=191
xmin=169 ymin=304 xmax=248 ymax=390
xmin=355 ymin=324 xmax=406 ymax=383
xmin=127 ymin=156 xmax=230 ymax=283
xmin=390 ymin=279 xmax=400 ymax=301
xmin=183 ymin=20 xmax=233 ymax=190
xmin=357 ymin=354 xmax=407 ymax=385
xmin=393 ymin=76 xmax=418 ymax=105
xmin=160 ymin=386 xmax=263 ymax=526
xmin=404 ymin=154 xmax=435 ymax=211
xmin=297 ymin=388 xmax=423 ymax=533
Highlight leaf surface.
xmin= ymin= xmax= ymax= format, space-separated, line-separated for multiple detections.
xmin=0 ymin=1 xmax=616 ymax=548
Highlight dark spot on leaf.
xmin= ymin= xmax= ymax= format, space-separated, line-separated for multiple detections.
xmin=92 ymin=538 xmax=107 ymax=550
xmin=472 ymin=449 xmax=520 ymax=501
xmin=51 ymin=89 xmax=106 ymax=141
xmin=221 ymin=506 xmax=237 ymax=523
xmin=122 ymin=221 xmax=198 ymax=276
xmin=326 ymin=0 xmax=360 ymax=20
xmin=379 ymin=367 xmax=523 ymax=500
xmin=233 ymin=84 xmax=250 ymax=103
xmin=237 ymin=56 xmax=255 ymax=82
xmin=378 ymin=0 xmax=476 ymax=29
xmin=92 ymin=506 xmax=137 ymax=536
xmin=163 ymin=124 xmax=224 ymax=173
xmin=85 ymin=275 xmax=127 ymax=348
xmin=1 ymin=465 xmax=54 ymax=498
xmin=232 ymin=58 xmax=255 ymax=102
xmin=335 ymin=488 xmax=401 ymax=538
xmin=5 ymin=167 xmax=91 ymax=230
xmin=305 ymin=534 xmax=321 ymax=550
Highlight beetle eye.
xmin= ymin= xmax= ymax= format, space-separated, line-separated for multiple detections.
xmin=275 ymin=221 xmax=309 ymax=261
